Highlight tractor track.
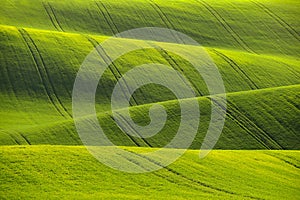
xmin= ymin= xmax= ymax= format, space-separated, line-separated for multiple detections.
xmin=114 ymin=112 xmax=152 ymax=147
xmin=259 ymin=100 xmax=298 ymax=138
xmin=115 ymin=151 xmax=210 ymax=191
xmin=228 ymin=100 xmax=283 ymax=149
xmin=126 ymin=149 xmax=262 ymax=199
xmin=154 ymin=45 xmax=203 ymax=96
xmin=18 ymin=28 xmax=71 ymax=118
xmin=109 ymin=115 xmax=141 ymax=147
xmin=20 ymin=133 xmax=31 ymax=145
xmin=211 ymin=96 xmax=283 ymax=149
xmin=84 ymin=35 xmax=138 ymax=106
xmin=213 ymin=49 xmax=258 ymax=90
xmin=8 ymin=132 xmax=21 ymax=145
xmin=263 ymin=152 xmax=300 ymax=169
xmin=284 ymin=95 xmax=300 ymax=111
xmin=148 ymin=0 xmax=183 ymax=43
xmin=198 ymin=0 xmax=255 ymax=53
xmin=95 ymin=1 xmax=119 ymax=35
xmin=208 ymin=97 xmax=272 ymax=149
xmin=43 ymin=2 xmax=64 ymax=32
xmin=251 ymin=0 xmax=300 ymax=42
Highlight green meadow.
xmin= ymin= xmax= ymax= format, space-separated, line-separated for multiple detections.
xmin=1 ymin=146 xmax=299 ymax=199
xmin=0 ymin=0 xmax=299 ymax=199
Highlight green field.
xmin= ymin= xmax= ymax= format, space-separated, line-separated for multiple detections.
xmin=0 ymin=0 xmax=299 ymax=199
xmin=1 ymin=146 xmax=299 ymax=199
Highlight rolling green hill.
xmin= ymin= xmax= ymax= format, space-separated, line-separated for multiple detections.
xmin=0 ymin=24 xmax=299 ymax=148
xmin=1 ymin=84 xmax=299 ymax=150
xmin=1 ymin=0 xmax=299 ymax=55
xmin=1 ymin=146 xmax=299 ymax=199
xmin=1 ymin=0 xmax=299 ymax=199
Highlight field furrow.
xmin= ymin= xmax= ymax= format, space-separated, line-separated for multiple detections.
xmin=18 ymin=28 xmax=69 ymax=118
xmin=0 ymin=0 xmax=299 ymax=198
xmin=154 ymin=45 xmax=203 ymax=96
xmin=84 ymin=35 xmax=138 ymax=106
xmin=7 ymin=132 xmax=21 ymax=145
xmin=198 ymin=0 xmax=255 ymax=53
xmin=148 ymin=0 xmax=183 ymax=43
xmin=3 ymin=146 xmax=298 ymax=199
xmin=213 ymin=49 xmax=258 ymax=90
xmin=19 ymin=29 xmax=72 ymax=118
xmin=251 ymin=0 xmax=300 ymax=42
xmin=125 ymin=148 xmax=262 ymax=199
xmin=42 ymin=2 xmax=64 ymax=32
xmin=48 ymin=3 xmax=65 ymax=32
xmin=227 ymin=100 xmax=283 ymax=149
xmin=264 ymin=152 xmax=300 ymax=169
xmin=19 ymin=134 xmax=31 ymax=145
xmin=109 ymin=116 xmax=141 ymax=147
xmin=115 ymin=112 xmax=152 ymax=147
xmin=95 ymin=1 xmax=119 ymax=35
xmin=210 ymin=97 xmax=271 ymax=149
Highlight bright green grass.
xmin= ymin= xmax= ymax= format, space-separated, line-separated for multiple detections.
xmin=1 ymin=25 xmax=299 ymax=104
xmin=0 ymin=25 xmax=299 ymax=149
xmin=0 ymin=0 xmax=299 ymax=55
xmin=0 ymin=146 xmax=299 ymax=199
xmin=0 ymin=0 xmax=299 ymax=199
xmin=1 ymin=84 xmax=299 ymax=151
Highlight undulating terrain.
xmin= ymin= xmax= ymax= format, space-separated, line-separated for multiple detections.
xmin=0 ymin=0 xmax=299 ymax=199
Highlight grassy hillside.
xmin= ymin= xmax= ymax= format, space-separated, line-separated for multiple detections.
xmin=0 ymin=24 xmax=299 ymax=148
xmin=1 ymin=0 xmax=299 ymax=199
xmin=1 ymin=146 xmax=299 ymax=199
xmin=1 ymin=84 xmax=299 ymax=150
xmin=1 ymin=0 xmax=299 ymax=55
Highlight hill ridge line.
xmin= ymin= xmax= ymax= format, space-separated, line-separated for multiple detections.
xmin=1 ymin=24 xmax=299 ymax=59
xmin=3 ymin=84 xmax=298 ymax=136
xmin=11 ymin=83 xmax=298 ymax=132
xmin=110 ymin=83 xmax=300 ymax=113
xmin=0 ymin=23 xmax=220 ymax=49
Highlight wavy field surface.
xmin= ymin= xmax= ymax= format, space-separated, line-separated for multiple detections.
xmin=0 ymin=24 xmax=299 ymax=149
xmin=0 ymin=0 xmax=299 ymax=199
xmin=1 ymin=146 xmax=299 ymax=199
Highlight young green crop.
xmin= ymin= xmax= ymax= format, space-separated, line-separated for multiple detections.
xmin=0 ymin=23 xmax=299 ymax=148
xmin=1 ymin=0 xmax=299 ymax=199
xmin=1 ymin=0 xmax=299 ymax=55
xmin=0 ymin=146 xmax=299 ymax=199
